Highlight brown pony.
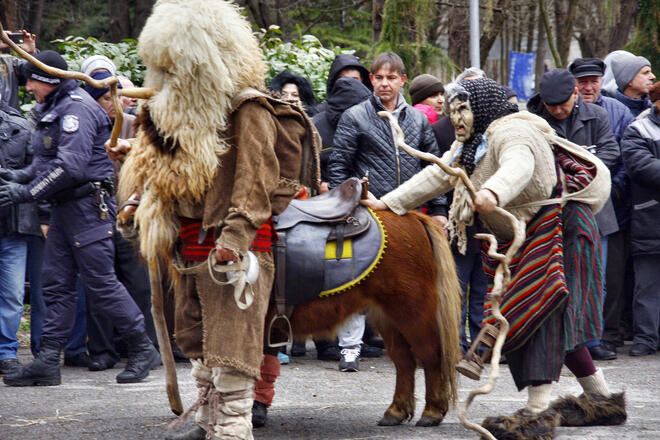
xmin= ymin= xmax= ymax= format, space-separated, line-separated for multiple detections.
xmin=266 ymin=209 xmax=462 ymax=427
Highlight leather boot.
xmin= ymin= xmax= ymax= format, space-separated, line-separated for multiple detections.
xmin=116 ymin=331 xmax=161 ymax=383
xmin=164 ymin=426 xmax=207 ymax=440
xmin=3 ymin=339 xmax=62 ymax=386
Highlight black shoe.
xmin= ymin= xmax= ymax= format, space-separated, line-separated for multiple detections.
xmin=339 ymin=345 xmax=360 ymax=372
xmin=116 ymin=332 xmax=161 ymax=383
xmin=0 ymin=358 xmax=20 ymax=375
xmin=317 ymin=345 xmax=342 ymax=361
xmin=629 ymin=343 xmax=656 ymax=357
xmin=600 ymin=340 xmax=617 ymax=353
xmin=164 ymin=425 xmax=207 ymax=440
xmin=88 ymin=354 xmax=118 ymax=371
xmin=252 ymin=400 xmax=268 ymax=428
xmin=290 ymin=341 xmax=306 ymax=357
xmin=360 ymin=343 xmax=383 ymax=358
xmin=64 ymin=352 xmax=91 ymax=368
xmin=172 ymin=348 xmax=190 ymax=364
xmin=589 ymin=344 xmax=617 ymax=361
xmin=3 ymin=339 xmax=61 ymax=386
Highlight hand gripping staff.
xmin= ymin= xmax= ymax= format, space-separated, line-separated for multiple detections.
xmin=0 ymin=28 xmax=182 ymax=416
xmin=378 ymin=111 xmax=526 ymax=440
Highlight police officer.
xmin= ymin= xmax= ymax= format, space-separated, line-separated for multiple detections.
xmin=0 ymin=51 xmax=160 ymax=386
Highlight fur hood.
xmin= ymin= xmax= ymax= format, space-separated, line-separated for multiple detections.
xmin=118 ymin=0 xmax=267 ymax=264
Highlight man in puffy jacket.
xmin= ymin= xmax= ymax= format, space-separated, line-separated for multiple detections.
xmin=328 ymin=52 xmax=448 ymax=372
xmin=620 ymin=81 xmax=660 ymax=357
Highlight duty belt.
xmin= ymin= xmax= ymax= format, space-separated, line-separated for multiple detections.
xmin=52 ymin=177 xmax=115 ymax=203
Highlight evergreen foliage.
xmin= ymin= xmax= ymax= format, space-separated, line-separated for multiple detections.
xmin=625 ymin=0 xmax=660 ymax=75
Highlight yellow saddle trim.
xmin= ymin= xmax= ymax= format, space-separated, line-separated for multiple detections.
xmin=325 ymin=239 xmax=353 ymax=259
xmin=319 ymin=208 xmax=388 ymax=297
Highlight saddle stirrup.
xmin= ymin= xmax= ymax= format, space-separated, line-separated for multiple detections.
xmin=268 ymin=231 xmax=293 ymax=348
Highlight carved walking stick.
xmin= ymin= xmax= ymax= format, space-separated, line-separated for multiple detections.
xmin=0 ymin=28 xmax=182 ymax=416
xmin=378 ymin=111 xmax=526 ymax=439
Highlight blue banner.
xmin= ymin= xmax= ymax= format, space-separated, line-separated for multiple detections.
xmin=508 ymin=51 xmax=535 ymax=100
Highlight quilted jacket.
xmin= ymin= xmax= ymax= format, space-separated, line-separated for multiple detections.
xmin=328 ymin=94 xmax=448 ymax=216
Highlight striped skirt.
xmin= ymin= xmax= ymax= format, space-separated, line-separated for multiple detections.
xmin=561 ymin=201 xmax=603 ymax=351
xmin=482 ymin=199 xmax=568 ymax=353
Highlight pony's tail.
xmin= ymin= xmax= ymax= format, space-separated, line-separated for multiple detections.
xmin=416 ymin=212 xmax=462 ymax=407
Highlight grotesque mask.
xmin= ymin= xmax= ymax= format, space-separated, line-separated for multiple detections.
xmin=449 ymin=92 xmax=474 ymax=143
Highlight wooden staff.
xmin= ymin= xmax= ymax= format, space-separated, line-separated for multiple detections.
xmin=378 ymin=111 xmax=526 ymax=440
xmin=0 ymin=27 xmax=183 ymax=416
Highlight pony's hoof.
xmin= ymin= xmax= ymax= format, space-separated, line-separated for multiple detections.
xmin=377 ymin=413 xmax=404 ymax=426
xmin=415 ymin=415 xmax=442 ymax=427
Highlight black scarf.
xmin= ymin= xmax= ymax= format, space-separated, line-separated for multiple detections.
xmin=457 ymin=78 xmax=519 ymax=175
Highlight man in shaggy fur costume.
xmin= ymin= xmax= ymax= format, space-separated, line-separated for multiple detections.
xmin=364 ymin=78 xmax=626 ymax=439
xmin=117 ymin=1 xmax=319 ymax=439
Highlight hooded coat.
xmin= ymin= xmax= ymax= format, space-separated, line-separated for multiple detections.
xmin=315 ymin=54 xmax=372 ymax=114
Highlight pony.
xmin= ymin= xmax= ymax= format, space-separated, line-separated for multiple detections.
xmin=266 ymin=209 xmax=462 ymax=427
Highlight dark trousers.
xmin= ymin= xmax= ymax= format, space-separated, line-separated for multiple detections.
xmin=86 ymin=229 xmax=156 ymax=360
xmin=603 ymin=228 xmax=632 ymax=344
xmin=455 ymin=250 xmax=488 ymax=352
xmin=632 ymin=254 xmax=660 ymax=350
xmin=41 ymin=196 xmax=144 ymax=345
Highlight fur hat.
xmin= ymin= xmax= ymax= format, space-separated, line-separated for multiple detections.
xmin=410 ymin=74 xmax=444 ymax=106
xmin=24 ymin=50 xmax=67 ymax=85
xmin=610 ymin=52 xmax=651 ymax=92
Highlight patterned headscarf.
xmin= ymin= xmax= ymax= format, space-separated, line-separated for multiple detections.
xmin=453 ymin=78 xmax=519 ymax=175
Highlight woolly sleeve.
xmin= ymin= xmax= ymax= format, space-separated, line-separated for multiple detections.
xmin=480 ymin=144 xmax=535 ymax=208
xmin=215 ymin=104 xmax=280 ymax=257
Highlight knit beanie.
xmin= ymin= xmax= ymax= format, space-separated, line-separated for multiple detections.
xmin=80 ymin=55 xmax=117 ymax=76
xmin=83 ymin=71 xmax=122 ymax=101
xmin=610 ymin=52 xmax=651 ymax=92
xmin=410 ymin=74 xmax=444 ymax=106
xmin=24 ymin=50 xmax=68 ymax=85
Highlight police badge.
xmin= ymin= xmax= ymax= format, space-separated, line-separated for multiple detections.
xmin=62 ymin=115 xmax=79 ymax=133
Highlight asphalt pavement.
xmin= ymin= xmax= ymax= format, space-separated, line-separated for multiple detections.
xmin=1 ymin=342 xmax=658 ymax=440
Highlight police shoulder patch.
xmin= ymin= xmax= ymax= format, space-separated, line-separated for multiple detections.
xmin=62 ymin=115 xmax=79 ymax=133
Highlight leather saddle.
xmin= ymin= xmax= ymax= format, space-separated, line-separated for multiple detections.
xmin=268 ymin=177 xmax=384 ymax=347
xmin=272 ymin=177 xmax=379 ymax=302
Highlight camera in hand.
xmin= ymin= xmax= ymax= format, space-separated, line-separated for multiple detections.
xmin=9 ymin=33 xmax=24 ymax=44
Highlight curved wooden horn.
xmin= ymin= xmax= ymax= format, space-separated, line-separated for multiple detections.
xmin=0 ymin=25 xmax=156 ymax=148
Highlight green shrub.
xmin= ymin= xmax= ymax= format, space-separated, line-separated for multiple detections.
xmin=258 ymin=25 xmax=356 ymax=102
xmin=52 ymin=36 xmax=146 ymax=86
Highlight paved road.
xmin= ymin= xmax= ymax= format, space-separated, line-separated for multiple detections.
xmin=1 ymin=343 xmax=658 ymax=440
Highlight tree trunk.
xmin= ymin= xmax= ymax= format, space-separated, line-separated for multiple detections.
xmin=134 ymin=0 xmax=156 ymax=38
xmin=608 ymin=0 xmax=639 ymax=52
xmin=28 ymin=0 xmax=45 ymax=36
xmin=553 ymin=0 xmax=579 ymax=67
xmin=448 ymin=1 xmax=470 ymax=70
xmin=109 ymin=0 xmax=132 ymax=42
xmin=479 ymin=0 xmax=512 ymax=67
xmin=526 ymin=0 xmax=537 ymax=53
xmin=0 ymin=0 xmax=20 ymax=30
xmin=372 ymin=0 xmax=385 ymax=43
xmin=534 ymin=5 xmax=547 ymax=90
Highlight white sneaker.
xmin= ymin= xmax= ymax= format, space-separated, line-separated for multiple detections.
xmin=338 ymin=345 xmax=360 ymax=372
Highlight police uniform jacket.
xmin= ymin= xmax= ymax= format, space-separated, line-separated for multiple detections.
xmin=23 ymin=79 xmax=113 ymax=202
